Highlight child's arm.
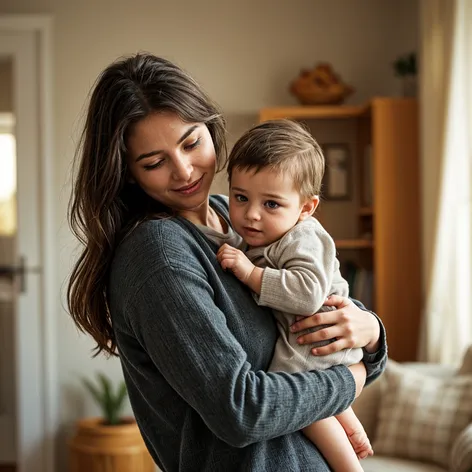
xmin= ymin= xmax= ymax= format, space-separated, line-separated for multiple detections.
xmin=216 ymin=244 xmax=264 ymax=294
xmin=217 ymin=220 xmax=349 ymax=314
xmin=252 ymin=221 xmax=347 ymax=315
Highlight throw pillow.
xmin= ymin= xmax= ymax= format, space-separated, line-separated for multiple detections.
xmin=373 ymin=359 xmax=472 ymax=468
xmin=458 ymin=344 xmax=472 ymax=375
xmin=451 ymin=423 xmax=472 ymax=472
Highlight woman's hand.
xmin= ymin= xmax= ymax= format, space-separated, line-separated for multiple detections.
xmin=290 ymin=295 xmax=381 ymax=356
xmin=347 ymin=362 xmax=367 ymax=398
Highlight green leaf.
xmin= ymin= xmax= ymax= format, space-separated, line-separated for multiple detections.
xmin=393 ymin=52 xmax=417 ymax=77
xmin=97 ymin=373 xmax=114 ymax=424
xmin=82 ymin=377 xmax=104 ymax=407
xmin=82 ymin=373 xmax=129 ymax=425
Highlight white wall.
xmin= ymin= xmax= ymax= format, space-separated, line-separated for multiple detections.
xmin=0 ymin=1 xmax=418 ymax=470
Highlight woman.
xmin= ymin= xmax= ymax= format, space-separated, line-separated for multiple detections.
xmin=68 ymin=53 xmax=387 ymax=472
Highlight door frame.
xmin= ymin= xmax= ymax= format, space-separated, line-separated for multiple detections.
xmin=0 ymin=15 xmax=56 ymax=472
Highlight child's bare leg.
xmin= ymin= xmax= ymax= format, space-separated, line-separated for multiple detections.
xmin=336 ymin=407 xmax=373 ymax=459
xmin=303 ymin=417 xmax=363 ymax=472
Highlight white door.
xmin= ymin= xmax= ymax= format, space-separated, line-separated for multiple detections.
xmin=0 ymin=31 xmax=45 ymax=471
xmin=0 ymin=109 xmax=18 ymax=464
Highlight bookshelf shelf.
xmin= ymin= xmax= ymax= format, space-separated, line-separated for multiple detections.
xmin=359 ymin=207 xmax=373 ymax=216
xmin=335 ymin=239 xmax=373 ymax=249
xmin=259 ymin=104 xmax=370 ymax=122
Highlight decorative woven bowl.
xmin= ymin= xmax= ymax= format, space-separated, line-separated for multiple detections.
xmin=294 ymin=88 xmax=351 ymax=106
xmin=290 ymin=63 xmax=354 ymax=106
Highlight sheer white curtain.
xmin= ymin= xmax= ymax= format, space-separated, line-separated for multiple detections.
xmin=420 ymin=0 xmax=472 ymax=365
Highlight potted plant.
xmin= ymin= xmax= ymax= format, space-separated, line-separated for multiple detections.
xmin=393 ymin=52 xmax=418 ymax=97
xmin=69 ymin=372 xmax=154 ymax=472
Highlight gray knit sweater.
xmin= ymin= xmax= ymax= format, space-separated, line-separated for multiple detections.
xmin=246 ymin=218 xmax=363 ymax=373
xmin=109 ymin=195 xmax=387 ymax=472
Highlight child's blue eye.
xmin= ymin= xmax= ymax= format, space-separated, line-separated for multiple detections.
xmin=265 ymin=200 xmax=280 ymax=209
xmin=235 ymin=194 xmax=248 ymax=202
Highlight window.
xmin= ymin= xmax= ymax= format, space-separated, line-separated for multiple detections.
xmin=0 ymin=113 xmax=16 ymax=236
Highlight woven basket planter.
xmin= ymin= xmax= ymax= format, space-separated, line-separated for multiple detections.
xmin=69 ymin=417 xmax=155 ymax=472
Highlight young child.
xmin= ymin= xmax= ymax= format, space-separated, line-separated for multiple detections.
xmin=217 ymin=119 xmax=373 ymax=471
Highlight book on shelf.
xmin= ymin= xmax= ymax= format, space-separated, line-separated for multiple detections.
xmin=342 ymin=261 xmax=374 ymax=309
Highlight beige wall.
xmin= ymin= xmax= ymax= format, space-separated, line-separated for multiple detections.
xmin=0 ymin=1 xmax=418 ymax=470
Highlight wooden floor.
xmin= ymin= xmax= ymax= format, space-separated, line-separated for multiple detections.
xmin=0 ymin=465 xmax=15 ymax=472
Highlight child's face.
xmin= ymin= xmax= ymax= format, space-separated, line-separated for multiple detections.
xmin=229 ymin=167 xmax=311 ymax=247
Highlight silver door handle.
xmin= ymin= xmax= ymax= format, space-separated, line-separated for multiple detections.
xmin=0 ymin=256 xmax=41 ymax=293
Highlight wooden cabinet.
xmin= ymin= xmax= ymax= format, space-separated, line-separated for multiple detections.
xmin=259 ymin=98 xmax=421 ymax=361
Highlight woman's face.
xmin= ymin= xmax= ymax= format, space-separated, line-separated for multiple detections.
xmin=126 ymin=111 xmax=216 ymax=216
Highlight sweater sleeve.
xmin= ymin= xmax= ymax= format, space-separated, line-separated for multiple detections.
xmin=125 ymin=227 xmax=357 ymax=448
xmin=350 ymin=298 xmax=388 ymax=386
xmin=257 ymin=220 xmax=347 ymax=315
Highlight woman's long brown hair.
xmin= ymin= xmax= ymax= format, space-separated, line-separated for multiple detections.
xmin=67 ymin=53 xmax=227 ymax=356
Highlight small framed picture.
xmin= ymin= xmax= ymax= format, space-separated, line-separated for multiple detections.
xmin=321 ymin=144 xmax=351 ymax=200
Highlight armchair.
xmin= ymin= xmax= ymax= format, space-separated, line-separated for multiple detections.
xmin=354 ymin=349 xmax=472 ymax=472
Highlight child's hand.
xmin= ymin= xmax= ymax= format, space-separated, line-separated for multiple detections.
xmin=217 ymin=243 xmax=255 ymax=284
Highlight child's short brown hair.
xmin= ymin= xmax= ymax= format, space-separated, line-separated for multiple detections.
xmin=227 ymin=119 xmax=324 ymax=199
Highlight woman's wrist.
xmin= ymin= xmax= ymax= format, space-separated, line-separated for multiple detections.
xmin=363 ymin=313 xmax=381 ymax=353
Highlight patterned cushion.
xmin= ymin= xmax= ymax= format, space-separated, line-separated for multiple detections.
xmin=451 ymin=423 xmax=472 ymax=472
xmin=373 ymin=359 xmax=472 ymax=468
xmin=361 ymin=455 xmax=446 ymax=472
xmin=458 ymin=345 xmax=472 ymax=375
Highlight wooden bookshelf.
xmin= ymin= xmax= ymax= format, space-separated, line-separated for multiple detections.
xmin=259 ymin=104 xmax=370 ymax=122
xmin=335 ymin=239 xmax=373 ymax=249
xmin=359 ymin=207 xmax=373 ymax=216
xmin=259 ymin=99 xmax=421 ymax=362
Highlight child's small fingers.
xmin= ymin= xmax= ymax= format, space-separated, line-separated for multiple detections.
xmin=217 ymin=251 xmax=227 ymax=263
xmin=220 ymin=252 xmax=233 ymax=262
xmin=223 ymin=244 xmax=237 ymax=255
xmin=218 ymin=250 xmax=231 ymax=261
xmin=221 ymin=258 xmax=235 ymax=270
xmin=218 ymin=251 xmax=229 ymax=263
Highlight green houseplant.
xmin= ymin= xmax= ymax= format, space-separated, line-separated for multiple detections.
xmin=83 ymin=372 xmax=128 ymax=425
xmin=393 ymin=52 xmax=417 ymax=77
xmin=393 ymin=52 xmax=418 ymax=97
xmin=69 ymin=372 xmax=154 ymax=472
